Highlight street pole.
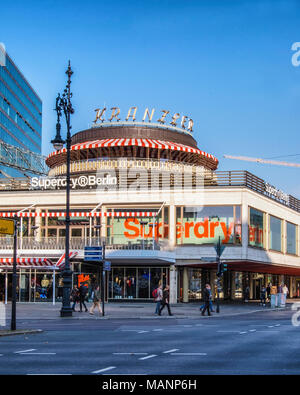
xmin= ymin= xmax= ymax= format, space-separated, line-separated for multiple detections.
xmin=216 ymin=236 xmax=222 ymax=314
xmin=102 ymin=238 xmax=105 ymax=317
xmin=11 ymin=220 xmax=18 ymax=330
xmin=51 ymin=61 xmax=75 ymax=317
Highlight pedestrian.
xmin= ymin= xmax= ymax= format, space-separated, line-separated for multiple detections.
xmin=266 ymin=283 xmax=271 ymax=302
xmin=89 ymin=284 xmax=102 ymax=315
xmin=79 ymin=284 xmax=88 ymax=312
xmin=71 ymin=285 xmax=79 ymax=311
xmin=200 ymin=284 xmax=214 ymax=312
xmin=153 ymin=284 xmax=163 ymax=315
xmin=260 ymin=285 xmax=266 ymax=306
xmin=159 ymin=285 xmax=173 ymax=316
xmin=244 ymin=285 xmax=250 ymax=302
xmin=277 ymin=283 xmax=283 ymax=307
xmin=282 ymin=283 xmax=289 ymax=307
xmin=201 ymin=283 xmax=211 ymax=316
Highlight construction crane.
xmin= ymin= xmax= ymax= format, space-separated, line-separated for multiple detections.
xmin=224 ymin=155 xmax=300 ymax=168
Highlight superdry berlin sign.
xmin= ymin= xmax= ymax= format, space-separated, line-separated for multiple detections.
xmin=92 ymin=106 xmax=194 ymax=133
xmin=31 ymin=175 xmax=117 ymax=190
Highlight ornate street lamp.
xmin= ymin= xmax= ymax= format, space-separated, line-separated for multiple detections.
xmin=51 ymin=61 xmax=75 ymax=317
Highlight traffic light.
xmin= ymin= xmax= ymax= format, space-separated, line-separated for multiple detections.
xmin=217 ymin=261 xmax=224 ymax=277
xmin=223 ymin=263 xmax=228 ymax=272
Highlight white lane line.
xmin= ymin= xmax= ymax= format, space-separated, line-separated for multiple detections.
xmin=268 ymin=326 xmax=274 ymax=328
xmin=153 ymin=329 xmax=163 ymax=331
xmin=139 ymin=354 xmax=157 ymax=360
xmin=138 ymin=331 xmax=149 ymax=334
xmin=15 ymin=349 xmax=36 ymax=354
xmin=217 ymin=331 xmax=241 ymax=333
xmin=163 ymin=349 xmax=179 ymax=354
xmin=275 ymin=324 xmax=281 ymax=327
xmin=113 ymin=353 xmax=148 ymax=355
xmin=249 ymin=329 xmax=257 ymax=332
xmin=239 ymin=332 xmax=247 ymax=334
xmin=92 ymin=366 xmax=116 ymax=374
xmin=28 ymin=374 xmax=72 ymax=375
xmin=171 ymin=353 xmax=207 ymax=356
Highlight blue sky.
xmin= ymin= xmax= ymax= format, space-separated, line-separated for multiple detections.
xmin=1 ymin=0 xmax=300 ymax=196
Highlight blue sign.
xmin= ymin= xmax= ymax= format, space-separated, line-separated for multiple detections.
xmin=84 ymin=246 xmax=103 ymax=262
xmin=103 ymin=261 xmax=111 ymax=271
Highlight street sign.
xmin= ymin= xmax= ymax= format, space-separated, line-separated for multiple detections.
xmin=84 ymin=246 xmax=103 ymax=262
xmin=0 ymin=218 xmax=14 ymax=235
xmin=103 ymin=261 xmax=111 ymax=271
xmin=214 ymin=241 xmax=226 ymax=257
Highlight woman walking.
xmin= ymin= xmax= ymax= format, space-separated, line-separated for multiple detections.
xmin=89 ymin=285 xmax=102 ymax=315
xmin=159 ymin=285 xmax=173 ymax=316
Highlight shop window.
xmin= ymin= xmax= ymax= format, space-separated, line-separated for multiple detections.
xmin=249 ymin=208 xmax=264 ymax=248
xmin=176 ymin=205 xmax=241 ymax=246
xmin=48 ymin=228 xmax=57 ymax=237
xmin=286 ymin=222 xmax=297 ymax=255
xmin=269 ymin=215 xmax=282 ymax=252
xmin=71 ymin=228 xmax=82 ymax=237
xmin=188 ymin=269 xmax=202 ymax=300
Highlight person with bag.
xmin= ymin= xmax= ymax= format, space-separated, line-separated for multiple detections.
xmin=159 ymin=285 xmax=173 ymax=316
xmin=79 ymin=284 xmax=88 ymax=312
xmin=153 ymin=284 xmax=163 ymax=315
xmin=89 ymin=285 xmax=102 ymax=315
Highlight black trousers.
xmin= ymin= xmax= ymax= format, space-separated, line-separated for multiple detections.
xmin=159 ymin=302 xmax=172 ymax=316
xmin=80 ymin=298 xmax=87 ymax=311
xmin=202 ymin=301 xmax=211 ymax=316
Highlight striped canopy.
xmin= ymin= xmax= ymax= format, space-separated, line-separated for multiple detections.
xmin=0 ymin=257 xmax=54 ymax=268
xmin=0 ymin=211 xmax=158 ymax=218
xmin=47 ymin=138 xmax=218 ymax=163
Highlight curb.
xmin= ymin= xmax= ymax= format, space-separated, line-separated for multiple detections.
xmin=0 ymin=329 xmax=43 ymax=337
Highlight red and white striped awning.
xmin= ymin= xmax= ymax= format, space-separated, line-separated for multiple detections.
xmin=0 ymin=257 xmax=54 ymax=269
xmin=0 ymin=211 xmax=158 ymax=218
xmin=47 ymin=138 xmax=218 ymax=163
xmin=55 ymin=251 xmax=78 ymax=268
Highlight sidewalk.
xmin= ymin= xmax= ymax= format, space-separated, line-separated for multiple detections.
xmin=1 ymin=300 xmax=292 ymax=322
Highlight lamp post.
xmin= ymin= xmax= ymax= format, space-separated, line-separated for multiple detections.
xmin=51 ymin=61 xmax=75 ymax=317
xmin=94 ymin=224 xmax=105 ymax=316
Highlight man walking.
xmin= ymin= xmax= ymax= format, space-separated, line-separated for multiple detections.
xmin=159 ymin=285 xmax=173 ymax=316
xmin=79 ymin=284 xmax=88 ymax=312
xmin=71 ymin=285 xmax=79 ymax=312
xmin=154 ymin=284 xmax=163 ymax=315
xmin=201 ymin=283 xmax=211 ymax=316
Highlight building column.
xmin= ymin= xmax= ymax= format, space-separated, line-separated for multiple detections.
xmin=249 ymin=273 xmax=254 ymax=299
xmin=169 ymin=204 xmax=176 ymax=247
xmin=241 ymin=201 xmax=248 ymax=259
xmin=183 ymin=266 xmax=189 ymax=303
xmin=290 ymin=277 xmax=294 ymax=298
xmin=35 ymin=208 xmax=41 ymax=242
xmin=169 ymin=264 xmax=177 ymax=304
xmin=231 ymin=272 xmax=236 ymax=300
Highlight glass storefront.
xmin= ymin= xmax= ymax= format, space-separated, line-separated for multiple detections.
xmin=176 ymin=205 xmax=241 ymax=245
xmin=108 ymin=267 xmax=168 ymax=300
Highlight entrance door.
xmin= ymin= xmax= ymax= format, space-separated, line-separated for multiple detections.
xmin=253 ymin=279 xmax=262 ymax=300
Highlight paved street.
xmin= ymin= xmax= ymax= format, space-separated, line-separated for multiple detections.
xmin=0 ymin=303 xmax=299 ymax=375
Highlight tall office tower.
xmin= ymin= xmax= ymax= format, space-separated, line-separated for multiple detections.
xmin=0 ymin=44 xmax=44 ymax=177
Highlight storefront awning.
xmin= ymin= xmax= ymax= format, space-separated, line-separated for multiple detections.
xmin=0 ymin=257 xmax=54 ymax=269
xmin=0 ymin=211 xmax=158 ymax=218
xmin=47 ymin=138 xmax=218 ymax=163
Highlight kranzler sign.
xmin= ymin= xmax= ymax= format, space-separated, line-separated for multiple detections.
xmin=93 ymin=106 xmax=194 ymax=134
xmin=30 ymin=175 xmax=117 ymax=190
xmin=0 ymin=218 xmax=15 ymax=235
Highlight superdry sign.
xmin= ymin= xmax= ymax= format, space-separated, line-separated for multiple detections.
xmin=30 ymin=175 xmax=117 ymax=190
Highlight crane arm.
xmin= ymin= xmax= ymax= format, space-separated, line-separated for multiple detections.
xmin=224 ymin=155 xmax=300 ymax=168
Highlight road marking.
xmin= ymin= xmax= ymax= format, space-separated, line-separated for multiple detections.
xmin=139 ymin=354 xmax=157 ymax=360
xmin=249 ymin=329 xmax=257 ymax=332
xmin=163 ymin=349 xmax=179 ymax=354
xmin=171 ymin=353 xmax=207 ymax=356
xmin=275 ymin=324 xmax=281 ymax=327
xmin=138 ymin=331 xmax=149 ymax=334
xmin=28 ymin=374 xmax=72 ymax=375
xmin=217 ymin=331 xmax=241 ymax=333
xmin=92 ymin=366 xmax=116 ymax=374
xmin=239 ymin=332 xmax=247 ymax=334
xmin=268 ymin=326 xmax=274 ymax=328
xmin=15 ymin=349 xmax=36 ymax=354
xmin=113 ymin=353 xmax=148 ymax=355
xmin=153 ymin=329 xmax=163 ymax=331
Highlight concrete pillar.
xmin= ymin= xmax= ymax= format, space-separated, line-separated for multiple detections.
xmin=290 ymin=277 xmax=294 ymax=298
xmin=249 ymin=273 xmax=254 ymax=299
xmin=183 ymin=266 xmax=189 ymax=303
xmin=169 ymin=265 xmax=177 ymax=304
xmin=35 ymin=208 xmax=41 ymax=242
xmin=231 ymin=272 xmax=236 ymax=300
xmin=241 ymin=201 xmax=248 ymax=259
xmin=169 ymin=204 xmax=176 ymax=247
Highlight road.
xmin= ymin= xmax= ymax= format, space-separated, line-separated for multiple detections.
xmin=0 ymin=309 xmax=299 ymax=375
